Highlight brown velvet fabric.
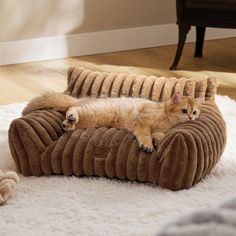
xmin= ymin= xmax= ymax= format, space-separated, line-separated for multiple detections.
xmin=8 ymin=67 xmax=226 ymax=190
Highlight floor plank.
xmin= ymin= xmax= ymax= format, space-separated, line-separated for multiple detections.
xmin=0 ymin=37 xmax=236 ymax=104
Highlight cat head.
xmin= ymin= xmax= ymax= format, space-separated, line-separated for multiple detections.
xmin=166 ymin=93 xmax=204 ymax=122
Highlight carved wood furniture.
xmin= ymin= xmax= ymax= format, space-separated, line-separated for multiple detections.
xmin=170 ymin=0 xmax=236 ymax=70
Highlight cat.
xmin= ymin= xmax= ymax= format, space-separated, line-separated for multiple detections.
xmin=22 ymin=92 xmax=203 ymax=153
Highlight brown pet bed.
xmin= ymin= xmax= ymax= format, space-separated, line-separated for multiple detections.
xmin=8 ymin=67 xmax=226 ymax=190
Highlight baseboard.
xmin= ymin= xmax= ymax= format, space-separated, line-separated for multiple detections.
xmin=0 ymin=24 xmax=236 ymax=66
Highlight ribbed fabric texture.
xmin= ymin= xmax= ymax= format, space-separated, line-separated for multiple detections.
xmin=8 ymin=67 xmax=226 ymax=190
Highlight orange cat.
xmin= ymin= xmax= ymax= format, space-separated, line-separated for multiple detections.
xmin=23 ymin=92 xmax=203 ymax=152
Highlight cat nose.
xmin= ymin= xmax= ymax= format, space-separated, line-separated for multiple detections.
xmin=189 ymin=116 xmax=193 ymax=120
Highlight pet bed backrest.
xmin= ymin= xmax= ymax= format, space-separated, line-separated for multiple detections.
xmin=64 ymin=67 xmax=219 ymax=101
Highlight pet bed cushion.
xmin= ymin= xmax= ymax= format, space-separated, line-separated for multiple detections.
xmin=8 ymin=67 xmax=226 ymax=190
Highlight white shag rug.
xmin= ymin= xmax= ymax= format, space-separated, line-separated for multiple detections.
xmin=0 ymin=96 xmax=236 ymax=236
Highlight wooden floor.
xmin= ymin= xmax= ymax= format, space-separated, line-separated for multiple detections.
xmin=0 ymin=37 xmax=236 ymax=104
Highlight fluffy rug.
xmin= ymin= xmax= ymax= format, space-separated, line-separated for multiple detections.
xmin=0 ymin=96 xmax=235 ymax=236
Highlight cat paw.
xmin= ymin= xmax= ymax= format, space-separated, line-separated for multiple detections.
xmin=62 ymin=119 xmax=76 ymax=131
xmin=62 ymin=112 xmax=79 ymax=132
xmin=139 ymin=144 xmax=154 ymax=153
xmin=66 ymin=112 xmax=79 ymax=123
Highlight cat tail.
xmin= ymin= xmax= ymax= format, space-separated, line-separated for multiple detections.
xmin=22 ymin=92 xmax=78 ymax=115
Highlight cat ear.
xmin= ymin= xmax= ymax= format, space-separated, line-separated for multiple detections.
xmin=195 ymin=96 xmax=205 ymax=105
xmin=171 ymin=92 xmax=182 ymax=104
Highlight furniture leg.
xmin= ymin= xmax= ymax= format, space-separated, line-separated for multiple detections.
xmin=194 ymin=26 xmax=206 ymax=57
xmin=170 ymin=24 xmax=191 ymax=70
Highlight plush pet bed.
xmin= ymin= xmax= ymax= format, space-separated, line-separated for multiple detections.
xmin=8 ymin=67 xmax=226 ymax=190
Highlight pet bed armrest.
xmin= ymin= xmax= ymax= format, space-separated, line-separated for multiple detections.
xmin=8 ymin=110 xmax=64 ymax=176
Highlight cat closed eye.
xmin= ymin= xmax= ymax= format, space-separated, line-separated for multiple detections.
xmin=181 ymin=109 xmax=188 ymax=114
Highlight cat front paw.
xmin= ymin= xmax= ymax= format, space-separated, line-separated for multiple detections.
xmin=62 ymin=112 xmax=79 ymax=132
xmin=66 ymin=112 xmax=79 ymax=123
xmin=139 ymin=143 xmax=154 ymax=153
xmin=62 ymin=119 xmax=76 ymax=131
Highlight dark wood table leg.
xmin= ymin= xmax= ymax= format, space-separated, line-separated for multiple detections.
xmin=194 ymin=26 xmax=206 ymax=57
xmin=170 ymin=24 xmax=191 ymax=70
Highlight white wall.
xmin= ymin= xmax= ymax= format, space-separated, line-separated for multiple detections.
xmin=0 ymin=0 xmax=235 ymax=65
xmin=0 ymin=0 xmax=175 ymax=42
